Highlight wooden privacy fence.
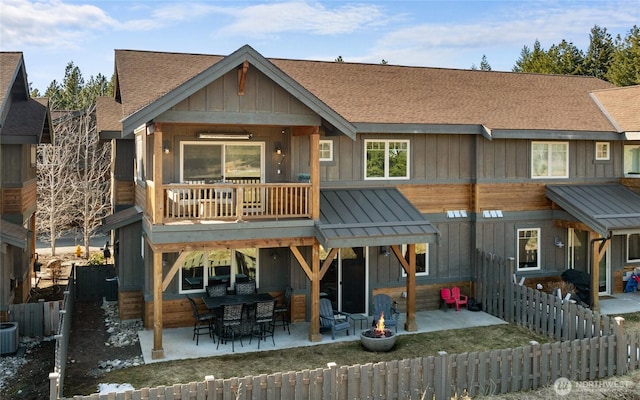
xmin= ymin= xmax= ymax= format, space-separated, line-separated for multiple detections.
xmin=63 ymin=330 xmax=640 ymax=400
xmin=9 ymin=299 xmax=63 ymax=337
xmin=50 ymin=267 xmax=76 ymax=400
xmin=475 ymin=249 xmax=618 ymax=341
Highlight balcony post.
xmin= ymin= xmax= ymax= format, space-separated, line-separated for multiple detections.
xmin=152 ymin=123 xmax=163 ymax=224
xmin=309 ymin=127 xmax=319 ymax=220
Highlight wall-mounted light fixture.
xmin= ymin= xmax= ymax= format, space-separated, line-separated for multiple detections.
xmin=198 ymin=133 xmax=253 ymax=140
xmin=554 ymin=236 xmax=565 ymax=248
xmin=275 ymin=145 xmax=283 ymax=155
xmin=163 ymin=140 xmax=170 ymax=154
xmin=380 ymin=246 xmax=390 ymax=256
xmin=276 ymin=143 xmax=286 ymax=175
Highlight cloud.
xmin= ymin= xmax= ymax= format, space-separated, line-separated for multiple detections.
xmin=0 ymin=0 xmax=116 ymax=49
xmin=222 ymin=1 xmax=386 ymax=36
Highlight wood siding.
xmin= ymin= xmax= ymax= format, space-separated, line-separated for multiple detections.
xmin=0 ymin=181 xmax=36 ymax=214
xmin=119 ymin=290 xmax=143 ymax=321
xmin=373 ymin=281 xmax=473 ymax=311
xmin=113 ymin=180 xmax=134 ymax=206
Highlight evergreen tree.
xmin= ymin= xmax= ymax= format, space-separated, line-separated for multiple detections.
xmin=513 ymin=40 xmax=553 ymax=73
xmin=606 ymin=25 xmax=640 ymax=86
xmin=548 ymin=40 xmax=583 ymax=75
xmin=583 ymin=25 xmax=615 ymax=80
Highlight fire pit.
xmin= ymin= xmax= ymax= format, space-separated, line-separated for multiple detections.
xmin=360 ymin=312 xmax=396 ymax=352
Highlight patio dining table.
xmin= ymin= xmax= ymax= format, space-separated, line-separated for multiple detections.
xmin=202 ymin=293 xmax=274 ymax=310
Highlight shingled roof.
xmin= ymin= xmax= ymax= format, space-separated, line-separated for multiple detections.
xmin=591 ymin=85 xmax=640 ymax=133
xmin=109 ymin=46 xmax=618 ymax=135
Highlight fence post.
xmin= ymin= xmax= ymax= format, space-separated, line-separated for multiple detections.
xmin=615 ymin=317 xmax=626 ymax=376
xmin=49 ymin=372 xmax=59 ymax=400
xmin=507 ymin=257 xmax=515 ymax=323
xmin=435 ymin=351 xmax=449 ymax=400
xmin=205 ymin=375 xmax=215 ymax=399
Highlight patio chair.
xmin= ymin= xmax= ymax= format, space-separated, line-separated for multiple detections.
xmin=215 ymin=303 xmax=244 ymax=352
xmin=206 ymin=283 xmax=227 ymax=297
xmin=235 ymin=280 xmax=257 ymax=295
xmin=186 ymin=295 xmax=216 ymax=345
xmin=440 ymin=288 xmax=456 ymax=311
xmin=451 ymin=287 xmax=468 ymax=311
xmin=319 ymin=298 xmax=350 ymax=339
xmin=372 ymin=294 xmax=400 ymax=332
xmin=250 ymin=299 xmax=276 ymax=349
xmin=271 ymin=286 xmax=292 ymax=334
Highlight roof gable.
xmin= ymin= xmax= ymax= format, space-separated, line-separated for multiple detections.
xmin=591 ymin=85 xmax=640 ymax=134
xmin=117 ymin=45 xmax=356 ymax=139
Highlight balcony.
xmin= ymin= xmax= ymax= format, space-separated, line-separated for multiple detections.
xmin=162 ymin=182 xmax=311 ymax=222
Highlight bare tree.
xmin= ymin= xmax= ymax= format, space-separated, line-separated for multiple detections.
xmin=36 ymin=119 xmax=79 ymax=256
xmin=69 ymin=104 xmax=111 ymax=258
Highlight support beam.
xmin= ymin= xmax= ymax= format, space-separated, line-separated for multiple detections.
xmin=152 ymin=123 xmax=163 ymax=224
xmin=310 ymin=130 xmax=319 ymax=220
xmin=309 ymin=241 xmax=322 ymax=341
xmin=392 ymin=244 xmax=417 ymax=331
xmin=161 ymin=251 xmax=190 ymax=291
xmin=238 ymin=61 xmax=249 ymax=95
xmin=152 ymin=250 xmax=164 ymax=359
xmin=589 ymin=232 xmax=610 ymax=312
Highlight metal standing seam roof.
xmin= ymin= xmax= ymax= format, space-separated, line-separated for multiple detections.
xmin=99 ymin=206 xmax=143 ymax=233
xmin=546 ymin=184 xmax=640 ymax=236
xmin=315 ymin=188 xmax=439 ymax=248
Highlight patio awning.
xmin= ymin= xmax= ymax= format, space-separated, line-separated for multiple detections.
xmin=315 ymin=188 xmax=440 ymax=248
xmin=546 ymin=184 xmax=640 ymax=236
xmin=0 ymin=220 xmax=29 ymax=248
xmin=99 ymin=206 xmax=143 ymax=233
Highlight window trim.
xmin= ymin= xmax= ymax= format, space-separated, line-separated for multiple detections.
xmin=627 ymin=233 xmax=640 ymax=263
xmin=178 ymin=249 xmax=260 ymax=294
xmin=595 ymin=142 xmax=610 ymax=161
xmin=364 ymin=139 xmax=410 ymax=180
xmin=135 ymin=132 xmax=144 ymax=183
xmin=400 ymin=243 xmax=429 ymax=276
xmin=531 ymin=141 xmax=569 ymax=179
xmin=517 ymin=228 xmax=541 ymax=271
xmin=624 ymin=144 xmax=640 ymax=177
xmin=319 ymin=139 xmax=334 ymax=162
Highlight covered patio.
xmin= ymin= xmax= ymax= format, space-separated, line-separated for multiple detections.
xmin=137 ymin=292 xmax=640 ymax=364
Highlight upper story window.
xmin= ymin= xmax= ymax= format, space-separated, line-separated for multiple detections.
xmin=517 ymin=228 xmax=540 ymax=271
xmin=135 ymin=133 xmax=144 ymax=181
xmin=628 ymin=233 xmax=640 ymax=263
xmin=365 ymin=139 xmax=409 ymax=180
xmin=180 ymin=142 xmax=264 ymax=182
xmin=531 ymin=141 xmax=568 ymax=179
xmin=400 ymin=243 xmax=429 ymax=276
xmin=595 ymin=142 xmax=610 ymax=161
xmin=319 ymin=140 xmax=333 ymax=162
xmin=624 ymin=144 xmax=640 ymax=177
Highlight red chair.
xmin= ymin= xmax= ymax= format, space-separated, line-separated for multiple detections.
xmin=451 ymin=287 xmax=468 ymax=311
xmin=440 ymin=288 xmax=456 ymax=311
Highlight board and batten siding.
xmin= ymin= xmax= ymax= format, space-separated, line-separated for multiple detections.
xmin=170 ymin=67 xmax=317 ymax=118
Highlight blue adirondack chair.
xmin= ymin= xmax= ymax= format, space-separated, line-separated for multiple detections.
xmin=319 ymin=298 xmax=350 ymax=339
xmin=372 ymin=294 xmax=400 ymax=332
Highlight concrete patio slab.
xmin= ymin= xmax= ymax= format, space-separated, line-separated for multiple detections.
xmin=138 ymin=309 xmax=506 ymax=364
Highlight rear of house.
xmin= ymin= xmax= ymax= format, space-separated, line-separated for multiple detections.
xmin=96 ymin=45 xmax=640 ymax=360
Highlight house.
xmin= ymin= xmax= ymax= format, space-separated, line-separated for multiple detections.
xmin=0 ymin=52 xmax=53 ymax=320
xmin=97 ymin=45 xmax=640 ymax=360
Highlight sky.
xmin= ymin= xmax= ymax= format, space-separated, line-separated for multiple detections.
xmin=1 ymin=0 xmax=638 ymax=93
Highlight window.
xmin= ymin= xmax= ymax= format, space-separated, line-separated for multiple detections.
xmin=135 ymin=133 xmax=144 ymax=181
xmin=401 ymin=243 xmax=429 ymax=276
xmin=319 ymin=140 xmax=333 ymax=161
xmin=595 ymin=142 xmax=610 ymax=161
xmin=628 ymin=234 xmax=640 ymax=262
xmin=624 ymin=144 xmax=640 ymax=177
xmin=365 ymin=139 xmax=409 ymax=179
xmin=531 ymin=142 xmax=568 ymax=178
xmin=180 ymin=142 xmax=264 ymax=182
xmin=179 ymin=248 xmax=258 ymax=294
xmin=517 ymin=228 xmax=540 ymax=271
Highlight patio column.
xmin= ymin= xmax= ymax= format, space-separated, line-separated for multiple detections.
xmin=309 ymin=242 xmax=322 ymax=341
xmin=152 ymin=250 xmax=164 ymax=359
xmin=152 ymin=123 xmax=164 ymax=224
xmin=404 ymin=244 xmax=417 ymax=331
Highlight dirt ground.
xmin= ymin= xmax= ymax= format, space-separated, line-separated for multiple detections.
xmin=0 ymin=253 xmax=141 ymax=399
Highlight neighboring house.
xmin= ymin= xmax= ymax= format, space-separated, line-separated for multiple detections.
xmin=0 ymin=52 xmax=53 ymax=319
xmin=96 ymin=45 xmax=640 ymax=360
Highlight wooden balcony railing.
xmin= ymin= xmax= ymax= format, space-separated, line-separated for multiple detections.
xmin=163 ymin=183 xmax=312 ymax=222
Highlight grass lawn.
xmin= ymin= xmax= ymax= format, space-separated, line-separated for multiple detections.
xmin=73 ymin=312 xmax=640 ymax=398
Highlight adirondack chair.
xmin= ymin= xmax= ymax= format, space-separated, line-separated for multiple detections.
xmin=319 ymin=298 xmax=350 ymax=339
xmin=440 ymin=288 xmax=456 ymax=311
xmin=372 ymin=294 xmax=400 ymax=332
xmin=451 ymin=287 xmax=468 ymax=311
